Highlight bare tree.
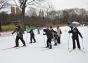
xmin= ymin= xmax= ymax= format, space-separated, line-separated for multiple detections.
xmin=26 ymin=7 xmax=37 ymax=17
xmin=42 ymin=2 xmax=55 ymax=17
xmin=0 ymin=0 xmax=10 ymax=9
xmin=12 ymin=0 xmax=46 ymax=29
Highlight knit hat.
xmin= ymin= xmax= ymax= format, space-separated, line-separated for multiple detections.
xmin=57 ymin=25 xmax=59 ymax=28
xmin=50 ymin=26 xmax=52 ymax=28
xmin=16 ymin=25 xmax=20 ymax=28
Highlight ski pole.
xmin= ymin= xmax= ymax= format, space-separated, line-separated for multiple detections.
xmin=43 ymin=32 xmax=46 ymax=46
xmin=82 ymin=38 xmax=84 ymax=49
xmin=12 ymin=34 xmax=16 ymax=45
xmin=68 ymin=33 xmax=70 ymax=50
xmin=25 ymin=31 xmax=27 ymax=43
xmin=43 ymin=35 xmax=45 ymax=43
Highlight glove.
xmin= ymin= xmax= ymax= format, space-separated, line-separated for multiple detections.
xmin=81 ymin=36 xmax=83 ymax=39
xmin=12 ymin=33 xmax=13 ymax=35
xmin=43 ymin=33 xmax=46 ymax=35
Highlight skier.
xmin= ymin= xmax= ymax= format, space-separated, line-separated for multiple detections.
xmin=49 ymin=26 xmax=55 ymax=37
xmin=29 ymin=29 xmax=36 ymax=43
xmin=57 ymin=25 xmax=62 ymax=44
xmin=68 ymin=26 xmax=83 ymax=50
xmin=43 ymin=28 xmax=53 ymax=49
xmin=53 ymin=31 xmax=58 ymax=46
xmin=49 ymin=26 xmax=57 ymax=45
xmin=12 ymin=25 xmax=26 ymax=47
xmin=37 ymin=26 xmax=40 ymax=34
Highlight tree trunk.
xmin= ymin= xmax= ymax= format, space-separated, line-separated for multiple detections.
xmin=20 ymin=0 xmax=27 ymax=30
xmin=0 ymin=21 xmax=2 ymax=32
xmin=21 ymin=6 xmax=26 ymax=30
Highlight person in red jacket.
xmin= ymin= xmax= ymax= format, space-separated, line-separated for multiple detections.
xmin=57 ymin=25 xmax=62 ymax=44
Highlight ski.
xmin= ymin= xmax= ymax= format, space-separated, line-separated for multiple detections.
xmin=12 ymin=46 xmax=26 ymax=49
xmin=69 ymin=49 xmax=75 ymax=53
xmin=79 ymin=49 xmax=85 ymax=53
xmin=11 ymin=46 xmax=24 ymax=49
xmin=2 ymin=46 xmax=26 ymax=50
xmin=69 ymin=49 xmax=85 ymax=53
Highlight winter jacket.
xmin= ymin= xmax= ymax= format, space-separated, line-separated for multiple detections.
xmin=68 ymin=27 xmax=83 ymax=39
xmin=12 ymin=28 xmax=24 ymax=37
xmin=53 ymin=31 xmax=58 ymax=39
xmin=57 ymin=28 xmax=62 ymax=37
xmin=43 ymin=29 xmax=53 ymax=39
xmin=50 ymin=29 xmax=55 ymax=38
xmin=29 ymin=29 xmax=34 ymax=36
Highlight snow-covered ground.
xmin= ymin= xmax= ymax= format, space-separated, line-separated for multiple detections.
xmin=0 ymin=26 xmax=88 ymax=63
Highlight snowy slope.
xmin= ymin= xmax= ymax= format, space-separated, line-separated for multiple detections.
xmin=0 ymin=26 xmax=88 ymax=63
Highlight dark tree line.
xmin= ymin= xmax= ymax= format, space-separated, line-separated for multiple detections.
xmin=0 ymin=12 xmax=53 ymax=27
xmin=0 ymin=1 xmax=88 ymax=32
xmin=0 ymin=0 xmax=46 ymax=31
xmin=51 ymin=9 xmax=88 ymax=25
xmin=0 ymin=10 xmax=88 ymax=30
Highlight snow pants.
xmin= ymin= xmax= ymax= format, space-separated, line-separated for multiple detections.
xmin=47 ymin=38 xmax=52 ymax=49
xmin=30 ymin=35 xmax=36 ymax=43
xmin=57 ymin=37 xmax=61 ymax=44
xmin=72 ymin=38 xmax=81 ymax=49
xmin=15 ymin=36 xmax=26 ymax=47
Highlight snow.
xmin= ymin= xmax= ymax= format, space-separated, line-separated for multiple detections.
xmin=0 ymin=26 xmax=88 ymax=63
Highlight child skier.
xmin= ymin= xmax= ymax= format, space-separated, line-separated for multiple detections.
xmin=68 ymin=26 xmax=83 ymax=50
xmin=29 ymin=29 xmax=36 ymax=43
xmin=37 ymin=26 xmax=40 ymax=34
xmin=49 ymin=26 xmax=58 ymax=45
xmin=12 ymin=25 xmax=26 ymax=47
xmin=43 ymin=28 xmax=53 ymax=49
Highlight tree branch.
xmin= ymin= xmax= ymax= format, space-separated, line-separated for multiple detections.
xmin=0 ymin=0 xmax=9 ymax=10
xmin=26 ymin=0 xmax=36 ymax=6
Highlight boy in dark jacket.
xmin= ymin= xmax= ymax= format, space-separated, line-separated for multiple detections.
xmin=12 ymin=25 xmax=26 ymax=47
xmin=29 ymin=29 xmax=36 ymax=43
xmin=43 ymin=28 xmax=53 ymax=49
xmin=49 ymin=26 xmax=58 ymax=45
xmin=68 ymin=27 xmax=83 ymax=49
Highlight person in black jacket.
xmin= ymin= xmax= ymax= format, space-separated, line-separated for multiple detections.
xmin=68 ymin=27 xmax=83 ymax=49
xmin=43 ymin=28 xmax=53 ymax=49
xmin=12 ymin=25 xmax=26 ymax=47
xmin=29 ymin=29 xmax=36 ymax=43
xmin=49 ymin=26 xmax=58 ymax=45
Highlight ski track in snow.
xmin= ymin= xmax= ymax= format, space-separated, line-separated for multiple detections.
xmin=0 ymin=26 xmax=88 ymax=63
